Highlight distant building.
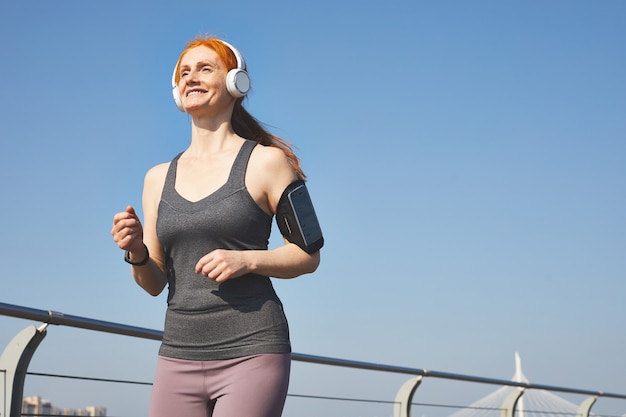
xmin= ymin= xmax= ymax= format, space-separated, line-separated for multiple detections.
xmin=22 ymin=396 xmax=52 ymax=416
xmin=86 ymin=406 xmax=107 ymax=416
xmin=22 ymin=396 xmax=106 ymax=416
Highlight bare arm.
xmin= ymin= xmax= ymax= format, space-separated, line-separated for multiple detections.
xmin=195 ymin=240 xmax=320 ymax=282
xmin=111 ymin=164 xmax=169 ymax=296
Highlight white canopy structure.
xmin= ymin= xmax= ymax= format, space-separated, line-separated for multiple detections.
xmin=445 ymin=353 xmax=581 ymax=417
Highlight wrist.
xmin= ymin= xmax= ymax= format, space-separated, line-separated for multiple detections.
xmin=124 ymin=244 xmax=150 ymax=266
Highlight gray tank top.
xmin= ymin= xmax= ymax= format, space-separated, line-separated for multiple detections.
xmin=156 ymin=140 xmax=291 ymax=360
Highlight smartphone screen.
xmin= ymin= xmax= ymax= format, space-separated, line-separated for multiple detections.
xmin=287 ymin=184 xmax=323 ymax=247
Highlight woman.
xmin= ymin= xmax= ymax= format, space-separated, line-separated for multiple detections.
xmin=111 ymin=37 xmax=322 ymax=417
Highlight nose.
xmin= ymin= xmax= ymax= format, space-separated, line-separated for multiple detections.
xmin=183 ymin=69 xmax=200 ymax=85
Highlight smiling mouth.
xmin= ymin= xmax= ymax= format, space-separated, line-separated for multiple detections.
xmin=186 ymin=90 xmax=206 ymax=97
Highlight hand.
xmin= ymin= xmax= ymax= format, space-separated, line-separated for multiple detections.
xmin=195 ymin=249 xmax=250 ymax=283
xmin=111 ymin=206 xmax=144 ymax=255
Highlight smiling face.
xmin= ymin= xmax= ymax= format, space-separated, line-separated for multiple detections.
xmin=176 ymin=45 xmax=234 ymax=115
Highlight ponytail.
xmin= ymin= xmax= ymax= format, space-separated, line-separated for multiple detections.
xmin=231 ymin=101 xmax=306 ymax=180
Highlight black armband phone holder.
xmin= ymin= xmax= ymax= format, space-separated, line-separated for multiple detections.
xmin=276 ymin=180 xmax=324 ymax=254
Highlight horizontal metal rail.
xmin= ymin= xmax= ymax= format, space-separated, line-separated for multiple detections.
xmin=0 ymin=302 xmax=163 ymax=340
xmin=2 ymin=301 xmax=626 ymax=401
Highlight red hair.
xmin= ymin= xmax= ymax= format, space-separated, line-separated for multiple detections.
xmin=175 ymin=37 xmax=306 ymax=180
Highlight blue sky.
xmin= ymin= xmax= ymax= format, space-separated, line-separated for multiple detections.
xmin=1 ymin=1 xmax=625 ymax=416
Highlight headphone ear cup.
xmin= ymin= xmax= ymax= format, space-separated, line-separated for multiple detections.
xmin=172 ymin=85 xmax=185 ymax=112
xmin=226 ymin=69 xmax=251 ymax=98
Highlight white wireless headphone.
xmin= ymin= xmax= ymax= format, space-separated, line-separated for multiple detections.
xmin=171 ymin=40 xmax=251 ymax=112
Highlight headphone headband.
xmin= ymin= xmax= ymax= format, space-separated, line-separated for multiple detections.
xmin=220 ymin=40 xmax=246 ymax=71
xmin=171 ymin=39 xmax=250 ymax=111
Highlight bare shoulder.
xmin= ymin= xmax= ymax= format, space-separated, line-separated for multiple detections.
xmin=144 ymin=162 xmax=169 ymax=188
xmin=247 ymin=144 xmax=298 ymax=213
xmin=250 ymin=145 xmax=297 ymax=186
xmin=145 ymin=162 xmax=169 ymax=182
xmin=250 ymin=144 xmax=291 ymax=169
xmin=143 ymin=162 xmax=170 ymax=204
xmin=248 ymin=145 xmax=295 ymax=179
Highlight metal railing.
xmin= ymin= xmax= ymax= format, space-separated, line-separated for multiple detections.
xmin=2 ymin=301 xmax=625 ymax=417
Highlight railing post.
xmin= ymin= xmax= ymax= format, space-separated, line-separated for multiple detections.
xmin=501 ymin=387 xmax=525 ymax=417
xmin=0 ymin=324 xmax=48 ymax=417
xmin=576 ymin=396 xmax=598 ymax=417
xmin=393 ymin=376 xmax=423 ymax=417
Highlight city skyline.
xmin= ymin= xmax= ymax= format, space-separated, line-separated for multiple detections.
xmin=22 ymin=396 xmax=106 ymax=417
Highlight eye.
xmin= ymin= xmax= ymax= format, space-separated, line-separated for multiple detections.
xmin=201 ymin=66 xmax=212 ymax=72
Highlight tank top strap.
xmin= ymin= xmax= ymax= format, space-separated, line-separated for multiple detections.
xmin=161 ymin=141 xmax=255 ymax=199
xmin=229 ymin=140 xmax=257 ymax=189
xmin=162 ymin=152 xmax=184 ymax=194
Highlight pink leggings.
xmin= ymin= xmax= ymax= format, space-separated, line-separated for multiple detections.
xmin=148 ymin=353 xmax=291 ymax=417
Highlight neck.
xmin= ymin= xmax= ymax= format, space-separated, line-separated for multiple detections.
xmin=186 ymin=116 xmax=242 ymax=157
xmin=187 ymin=119 xmax=242 ymax=158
